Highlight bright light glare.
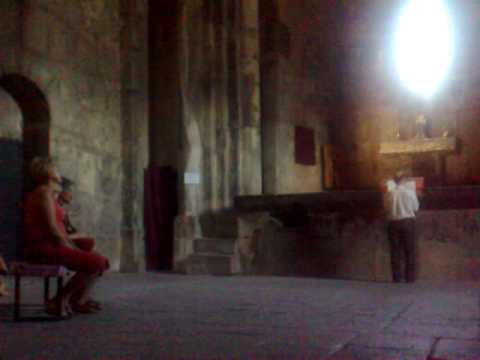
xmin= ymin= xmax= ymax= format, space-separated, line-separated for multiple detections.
xmin=394 ymin=0 xmax=454 ymax=99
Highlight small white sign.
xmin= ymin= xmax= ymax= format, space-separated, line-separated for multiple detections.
xmin=184 ymin=172 xmax=200 ymax=184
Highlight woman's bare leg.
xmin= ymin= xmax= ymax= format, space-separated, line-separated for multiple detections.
xmin=48 ymin=272 xmax=93 ymax=316
xmin=70 ymin=274 xmax=100 ymax=305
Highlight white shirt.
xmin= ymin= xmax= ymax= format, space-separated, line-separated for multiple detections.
xmin=384 ymin=179 xmax=419 ymax=221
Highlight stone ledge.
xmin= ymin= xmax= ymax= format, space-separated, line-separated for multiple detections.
xmin=379 ymin=137 xmax=456 ymax=155
xmin=235 ymin=186 xmax=480 ymax=213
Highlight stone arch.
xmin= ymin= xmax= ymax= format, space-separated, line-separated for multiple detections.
xmin=0 ymin=74 xmax=51 ymax=167
xmin=0 ymin=74 xmax=51 ymax=260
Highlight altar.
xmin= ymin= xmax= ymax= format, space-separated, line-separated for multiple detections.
xmin=234 ymin=188 xmax=480 ymax=281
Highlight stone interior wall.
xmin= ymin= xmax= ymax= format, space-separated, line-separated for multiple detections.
xmin=313 ymin=209 xmax=480 ymax=282
xmin=238 ymin=208 xmax=480 ymax=281
xmin=260 ymin=0 xmax=333 ymax=194
xmin=0 ymin=0 xmax=149 ymax=270
xmin=329 ymin=0 xmax=480 ymax=189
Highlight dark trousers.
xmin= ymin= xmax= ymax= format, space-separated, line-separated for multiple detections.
xmin=388 ymin=218 xmax=416 ymax=283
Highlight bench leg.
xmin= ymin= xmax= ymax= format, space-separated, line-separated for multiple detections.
xmin=14 ymin=275 xmax=20 ymax=321
xmin=56 ymin=276 xmax=63 ymax=317
xmin=44 ymin=277 xmax=50 ymax=304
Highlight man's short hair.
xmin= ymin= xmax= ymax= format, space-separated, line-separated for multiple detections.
xmin=394 ymin=169 xmax=410 ymax=184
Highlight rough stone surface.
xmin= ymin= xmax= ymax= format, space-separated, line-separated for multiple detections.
xmin=234 ymin=206 xmax=480 ymax=281
xmin=260 ymin=0 xmax=331 ymax=194
xmin=0 ymin=1 xmax=148 ymax=270
xmin=3 ymin=274 xmax=480 ymax=358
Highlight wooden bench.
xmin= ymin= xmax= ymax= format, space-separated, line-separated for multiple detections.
xmin=9 ymin=262 xmax=68 ymax=321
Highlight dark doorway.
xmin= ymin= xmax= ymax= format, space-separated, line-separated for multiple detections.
xmin=0 ymin=74 xmax=51 ymax=261
xmin=144 ymin=166 xmax=178 ymax=271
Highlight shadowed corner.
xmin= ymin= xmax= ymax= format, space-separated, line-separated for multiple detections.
xmin=0 ymin=303 xmax=67 ymax=322
xmin=0 ymin=139 xmax=23 ymax=264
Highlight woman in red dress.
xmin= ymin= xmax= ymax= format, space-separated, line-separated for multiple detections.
xmin=24 ymin=157 xmax=109 ymax=317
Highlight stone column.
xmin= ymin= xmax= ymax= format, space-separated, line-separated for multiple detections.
xmin=259 ymin=0 xmax=281 ymax=194
xmin=149 ymin=0 xmax=182 ymax=169
xmin=119 ymin=0 xmax=149 ymax=272
xmin=236 ymin=0 xmax=262 ymax=195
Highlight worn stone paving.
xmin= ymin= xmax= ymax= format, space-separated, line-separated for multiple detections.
xmin=0 ymin=274 xmax=480 ymax=359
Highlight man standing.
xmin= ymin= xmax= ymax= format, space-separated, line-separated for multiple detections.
xmin=384 ymin=171 xmax=420 ymax=283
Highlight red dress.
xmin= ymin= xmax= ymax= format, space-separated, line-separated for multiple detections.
xmin=24 ymin=187 xmax=109 ymax=274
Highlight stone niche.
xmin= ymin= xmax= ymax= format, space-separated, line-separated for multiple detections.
xmin=379 ymin=114 xmax=457 ymax=186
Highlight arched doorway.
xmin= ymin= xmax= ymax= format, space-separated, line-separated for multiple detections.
xmin=0 ymin=74 xmax=51 ymax=261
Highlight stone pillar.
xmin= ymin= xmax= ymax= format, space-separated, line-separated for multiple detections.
xmin=237 ymin=0 xmax=262 ymax=195
xmin=259 ymin=0 xmax=281 ymax=194
xmin=119 ymin=0 xmax=149 ymax=272
xmin=149 ymin=0 xmax=182 ymax=169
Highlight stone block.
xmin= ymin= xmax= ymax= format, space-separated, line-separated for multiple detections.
xmin=433 ymin=339 xmax=480 ymax=359
xmin=52 ymin=143 xmax=80 ymax=182
xmin=48 ymin=20 xmax=72 ymax=62
xmin=96 ymin=157 xmax=121 ymax=198
xmin=74 ymin=34 xmax=98 ymax=75
xmin=0 ymin=40 xmax=19 ymax=74
xmin=96 ymin=213 xmax=121 ymax=247
xmin=135 ymin=0 xmax=148 ymax=16
xmin=193 ymin=238 xmax=235 ymax=255
xmin=199 ymin=211 xmax=239 ymax=238
xmin=328 ymin=345 xmax=428 ymax=360
xmin=0 ymin=2 xmax=20 ymax=37
xmin=185 ymin=254 xmax=232 ymax=276
xmin=238 ymin=127 xmax=262 ymax=195
xmin=386 ymin=318 xmax=480 ymax=340
xmin=350 ymin=332 xmax=434 ymax=352
xmin=23 ymin=8 xmax=49 ymax=55
xmin=76 ymin=151 xmax=98 ymax=195
xmin=174 ymin=215 xmax=197 ymax=270
xmin=21 ymin=56 xmax=54 ymax=95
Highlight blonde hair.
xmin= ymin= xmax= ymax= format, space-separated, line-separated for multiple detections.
xmin=29 ymin=157 xmax=55 ymax=186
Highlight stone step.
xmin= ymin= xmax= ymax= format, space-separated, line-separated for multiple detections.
xmin=193 ymin=237 xmax=236 ymax=255
xmin=200 ymin=212 xmax=238 ymax=238
xmin=185 ymin=254 xmax=232 ymax=276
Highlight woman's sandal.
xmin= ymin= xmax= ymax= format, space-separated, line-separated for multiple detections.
xmin=71 ymin=302 xmax=99 ymax=314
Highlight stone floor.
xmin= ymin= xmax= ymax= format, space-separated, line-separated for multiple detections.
xmin=1 ymin=273 xmax=480 ymax=359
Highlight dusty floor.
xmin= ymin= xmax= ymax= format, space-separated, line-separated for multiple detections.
xmin=1 ymin=273 xmax=480 ymax=359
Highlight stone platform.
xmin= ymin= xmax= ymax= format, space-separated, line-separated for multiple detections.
xmin=233 ymin=187 xmax=480 ymax=281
